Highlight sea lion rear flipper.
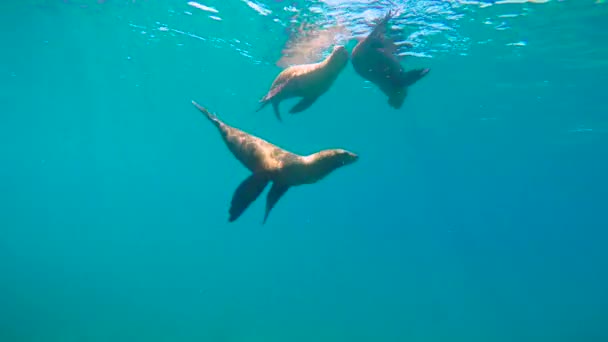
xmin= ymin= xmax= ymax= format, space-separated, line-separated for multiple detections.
xmin=229 ymin=173 xmax=270 ymax=222
xmin=256 ymin=99 xmax=282 ymax=122
xmin=289 ymin=96 xmax=318 ymax=114
xmin=192 ymin=101 xmax=223 ymax=129
xmin=388 ymin=88 xmax=408 ymax=109
xmin=364 ymin=10 xmax=400 ymax=58
xmin=263 ymin=182 xmax=289 ymax=224
xmin=272 ymin=102 xmax=282 ymax=122
xmin=256 ymin=101 xmax=268 ymax=112
xmin=369 ymin=10 xmax=395 ymax=40
xmin=263 ymin=79 xmax=289 ymax=102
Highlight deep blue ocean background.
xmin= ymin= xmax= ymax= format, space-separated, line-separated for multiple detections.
xmin=1 ymin=0 xmax=608 ymax=341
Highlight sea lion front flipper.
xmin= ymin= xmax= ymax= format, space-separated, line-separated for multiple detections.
xmin=378 ymin=37 xmax=398 ymax=56
xmin=263 ymin=182 xmax=290 ymax=224
xmin=229 ymin=173 xmax=270 ymax=222
xmin=398 ymin=68 xmax=430 ymax=88
xmin=289 ymin=96 xmax=318 ymax=114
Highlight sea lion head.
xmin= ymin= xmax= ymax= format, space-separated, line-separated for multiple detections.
xmin=324 ymin=148 xmax=359 ymax=166
xmin=328 ymin=45 xmax=349 ymax=69
xmin=304 ymin=148 xmax=358 ymax=183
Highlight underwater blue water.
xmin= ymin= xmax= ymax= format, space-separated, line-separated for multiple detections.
xmin=1 ymin=0 xmax=608 ymax=341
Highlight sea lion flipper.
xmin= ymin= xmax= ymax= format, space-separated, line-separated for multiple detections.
xmin=369 ymin=9 xmax=395 ymax=40
xmin=272 ymin=102 xmax=282 ymax=122
xmin=229 ymin=173 xmax=270 ymax=222
xmin=398 ymin=68 xmax=430 ymax=88
xmin=256 ymin=101 xmax=268 ymax=112
xmin=258 ymin=81 xmax=287 ymax=121
xmin=257 ymin=98 xmax=282 ymax=122
xmin=263 ymin=182 xmax=289 ymax=224
xmin=388 ymin=88 xmax=407 ymax=109
xmin=192 ymin=100 xmax=222 ymax=129
xmin=289 ymin=96 xmax=318 ymax=114
xmin=364 ymin=10 xmax=400 ymax=58
xmin=264 ymin=80 xmax=288 ymax=102
xmin=381 ymin=40 xmax=397 ymax=55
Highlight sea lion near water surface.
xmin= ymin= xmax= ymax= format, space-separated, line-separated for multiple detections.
xmin=351 ymin=10 xmax=430 ymax=109
xmin=256 ymin=45 xmax=349 ymax=122
xmin=192 ymin=101 xmax=358 ymax=224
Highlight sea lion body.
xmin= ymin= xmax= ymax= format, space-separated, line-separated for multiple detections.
xmin=257 ymin=45 xmax=349 ymax=121
xmin=351 ymin=10 xmax=430 ymax=109
xmin=192 ymin=101 xmax=358 ymax=223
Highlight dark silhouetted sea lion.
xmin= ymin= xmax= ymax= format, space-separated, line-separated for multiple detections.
xmin=351 ymin=10 xmax=430 ymax=109
xmin=192 ymin=100 xmax=358 ymax=224
xmin=256 ymin=45 xmax=349 ymax=122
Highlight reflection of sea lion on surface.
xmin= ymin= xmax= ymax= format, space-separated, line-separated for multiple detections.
xmin=277 ymin=20 xmax=351 ymax=68
xmin=351 ymin=10 xmax=430 ymax=109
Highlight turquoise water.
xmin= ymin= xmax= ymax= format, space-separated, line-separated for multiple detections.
xmin=2 ymin=0 xmax=608 ymax=341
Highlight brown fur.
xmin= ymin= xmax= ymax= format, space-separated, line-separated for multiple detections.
xmin=351 ymin=10 xmax=430 ymax=109
xmin=257 ymin=45 xmax=349 ymax=122
xmin=193 ymin=101 xmax=358 ymax=224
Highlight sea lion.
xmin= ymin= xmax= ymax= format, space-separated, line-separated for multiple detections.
xmin=351 ymin=10 xmax=430 ymax=109
xmin=192 ymin=100 xmax=358 ymax=224
xmin=256 ymin=45 xmax=349 ymax=122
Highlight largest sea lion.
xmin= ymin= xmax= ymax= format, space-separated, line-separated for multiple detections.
xmin=256 ymin=45 xmax=349 ymax=122
xmin=351 ymin=10 xmax=430 ymax=109
xmin=192 ymin=100 xmax=358 ymax=224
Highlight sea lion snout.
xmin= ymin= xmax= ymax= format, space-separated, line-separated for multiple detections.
xmin=346 ymin=150 xmax=358 ymax=161
xmin=332 ymin=45 xmax=346 ymax=53
xmin=331 ymin=45 xmax=349 ymax=61
xmin=335 ymin=149 xmax=359 ymax=165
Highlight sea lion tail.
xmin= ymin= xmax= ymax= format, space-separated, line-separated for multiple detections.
xmin=192 ymin=100 xmax=222 ymax=128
